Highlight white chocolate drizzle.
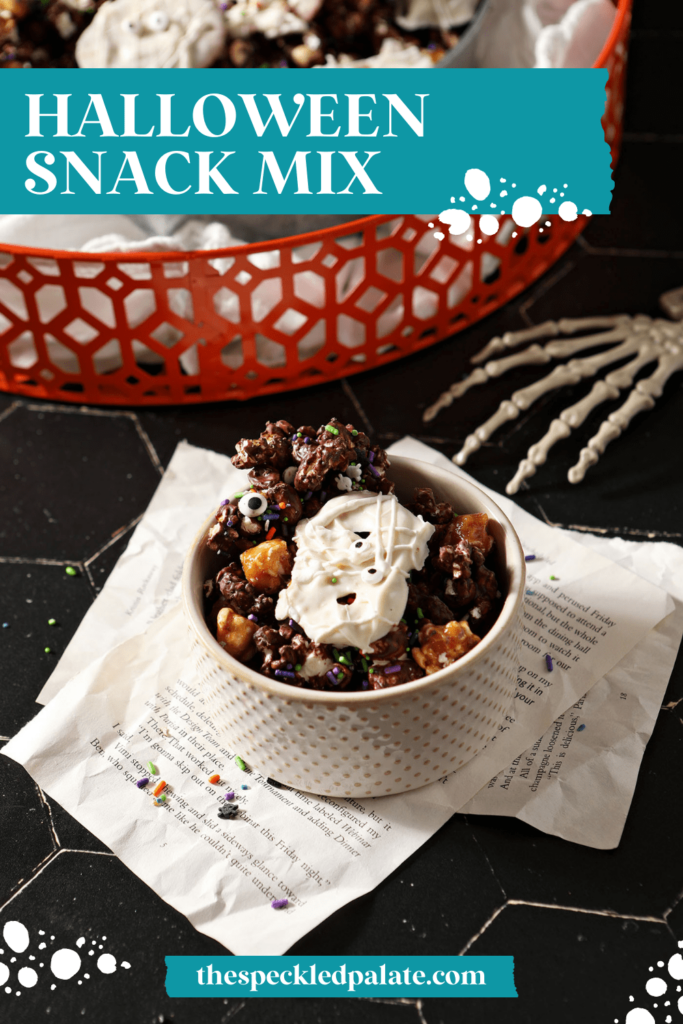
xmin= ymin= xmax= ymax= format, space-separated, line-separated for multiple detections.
xmin=276 ymin=492 xmax=434 ymax=650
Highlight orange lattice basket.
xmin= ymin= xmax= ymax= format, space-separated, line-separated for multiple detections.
xmin=0 ymin=0 xmax=631 ymax=407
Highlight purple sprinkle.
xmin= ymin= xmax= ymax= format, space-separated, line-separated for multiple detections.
xmin=288 ymin=619 xmax=297 ymax=629
xmin=368 ymin=451 xmax=375 ymax=463
xmin=304 ymin=491 xmax=313 ymax=501
xmin=136 ymin=778 xmax=149 ymax=789
xmin=577 ymin=724 xmax=586 ymax=732
xmin=271 ymin=899 xmax=289 ymax=909
xmin=262 ymin=513 xmax=280 ymax=520
xmin=525 ymin=554 xmax=536 ymax=562
xmin=219 ymin=498 xmax=230 ymax=507
xmin=385 ymin=665 xmax=401 ymax=674
xmin=286 ymin=663 xmax=293 ymax=670
xmin=275 ymin=669 xmax=296 ymax=680
xmin=304 ymin=437 xmax=311 ymax=444
xmin=368 ymin=464 xmax=381 ymax=478
xmin=225 ymin=790 xmax=235 ymax=801
xmin=326 ymin=670 xmax=338 ymax=686
xmin=248 ymin=614 xmax=258 ymax=623
xmin=333 ymin=665 xmax=341 ymax=675
xmin=545 ymin=653 xmax=553 ymax=672
xmin=361 ymin=679 xmax=369 ymax=689
xmin=225 ymin=518 xmax=236 ymax=527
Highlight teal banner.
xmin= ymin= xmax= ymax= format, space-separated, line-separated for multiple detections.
xmin=165 ymin=955 xmax=517 ymax=998
xmin=0 ymin=69 xmax=611 ymax=215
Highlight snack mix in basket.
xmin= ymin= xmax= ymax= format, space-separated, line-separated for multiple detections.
xmin=203 ymin=418 xmax=502 ymax=691
xmin=0 ymin=0 xmax=474 ymax=70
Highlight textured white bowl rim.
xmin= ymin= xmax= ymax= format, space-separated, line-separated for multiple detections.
xmin=182 ymin=456 xmax=525 ymax=705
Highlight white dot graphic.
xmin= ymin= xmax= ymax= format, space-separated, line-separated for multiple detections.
xmin=678 ymin=996 xmax=683 ymax=1015
xmin=464 ymin=168 xmax=491 ymax=201
xmin=51 ymin=948 xmax=81 ymax=981
xmin=668 ymin=953 xmax=683 ymax=980
xmin=511 ymin=196 xmax=542 ymax=228
xmin=438 ymin=209 xmax=471 ymax=236
xmin=3 ymin=922 xmax=29 ymax=954
xmin=0 ymin=964 xmax=9 ymax=986
xmin=76 ymin=937 xmax=86 ymax=948
xmin=537 ymin=185 xmax=547 ymax=195
xmin=625 ymin=1009 xmax=655 ymax=1024
xmin=646 ymin=977 xmax=667 ymax=997
xmin=17 ymin=967 xmax=38 ymax=989
xmin=97 ymin=954 xmax=117 ymax=975
xmin=559 ymin=201 xmax=578 ymax=222
xmin=480 ymin=215 xmax=500 ymax=236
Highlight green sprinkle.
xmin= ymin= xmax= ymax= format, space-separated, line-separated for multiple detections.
xmin=147 ymin=761 xmax=158 ymax=775
xmin=235 ymin=756 xmax=247 ymax=772
xmin=297 ymin=432 xmax=302 ymax=437
xmin=406 ymin=647 xmax=411 ymax=653
xmin=331 ymin=577 xmax=337 ymax=584
xmin=338 ymin=655 xmax=352 ymax=668
xmin=294 ymin=663 xmax=302 ymax=672
xmin=157 ymin=794 xmax=166 ymax=803
xmin=65 ymin=566 xmax=77 ymax=577
xmin=550 ymin=575 xmax=559 ymax=581
xmin=48 ymin=618 xmax=56 ymax=626
xmin=284 ymin=517 xmax=289 ymax=522
xmin=325 ymin=425 xmax=339 ymax=436
xmin=351 ymin=429 xmax=358 ymax=436
xmin=417 ymin=607 xmax=424 ymax=619
xmin=400 ymin=618 xmax=407 ymax=625
xmin=234 ymin=492 xmax=244 ymax=500
xmin=333 ymin=648 xmax=340 ymax=661
xmin=44 ymin=646 xmax=51 ymax=653
xmin=361 ymin=657 xmax=369 ymax=671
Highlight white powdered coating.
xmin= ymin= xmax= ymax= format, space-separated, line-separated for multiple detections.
xmin=76 ymin=0 xmax=226 ymax=69
xmin=276 ymin=493 xmax=433 ymax=649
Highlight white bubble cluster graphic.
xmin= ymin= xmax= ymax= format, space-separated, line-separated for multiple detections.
xmin=616 ymin=941 xmax=683 ymax=1024
xmin=435 ymin=169 xmax=594 ymax=241
xmin=0 ymin=920 xmax=130 ymax=998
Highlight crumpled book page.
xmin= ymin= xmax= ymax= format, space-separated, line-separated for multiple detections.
xmin=390 ymin=439 xmax=683 ymax=850
xmin=2 ymin=440 xmax=675 ymax=954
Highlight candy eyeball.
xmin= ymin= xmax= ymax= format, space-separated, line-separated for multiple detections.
xmin=282 ymin=466 xmax=297 ymax=485
xmin=238 ymin=492 xmax=268 ymax=517
xmin=121 ymin=17 xmax=140 ymax=33
xmin=146 ymin=9 xmax=170 ymax=31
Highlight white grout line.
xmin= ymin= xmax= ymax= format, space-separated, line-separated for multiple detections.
xmin=0 ymin=401 xmax=20 ymax=425
xmin=84 ymin=515 xmax=142 ymax=568
xmin=341 ymin=377 xmax=375 ymax=436
xmin=130 ymin=412 xmax=164 ymax=476
xmin=458 ymin=903 xmax=507 ymax=955
xmin=34 ymin=783 xmax=60 ymax=852
xmin=0 ymin=556 xmax=85 ymax=567
xmin=506 ymin=898 xmax=667 ymax=924
xmin=0 ymin=849 xmax=62 ymax=914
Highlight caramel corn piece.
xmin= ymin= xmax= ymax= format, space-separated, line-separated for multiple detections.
xmin=216 ymin=606 xmax=258 ymax=662
xmin=412 ymin=619 xmax=480 ymax=675
xmin=240 ymin=538 xmax=292 ymax=594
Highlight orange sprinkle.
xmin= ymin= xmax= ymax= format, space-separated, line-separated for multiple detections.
xmin=209 ymin=773 xmax=220 ymax=784
xmin=278 ymin=501 xmax=286 ymax=509
xmin=266 ymin=526 xmax=276 ymax=540
xmin=153 ymin=780 xmax=166 ymax=797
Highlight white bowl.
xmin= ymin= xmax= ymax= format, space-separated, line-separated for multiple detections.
xmin=182 ymin=456 xmax=524 ymax=797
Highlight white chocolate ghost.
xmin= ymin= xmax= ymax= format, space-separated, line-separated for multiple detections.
xmin=224 ymin=0 xmax=321 ymax=41
xmin=276 ymin=492 xmax=434 ymax=650
xmin=76 ymin=0 xmax=226 ymax=69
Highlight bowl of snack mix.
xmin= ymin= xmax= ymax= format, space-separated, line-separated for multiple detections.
xmin=183 ymin=417 xmax=525 ymax=797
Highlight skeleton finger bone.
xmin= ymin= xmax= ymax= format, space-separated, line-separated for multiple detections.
xmin=568 ymin=348 xmax=683 ymax=483
xmin=424 ymin=324 xmax=632 ymax=423
xmin=453 ymin=338 xmax=643 ymax=467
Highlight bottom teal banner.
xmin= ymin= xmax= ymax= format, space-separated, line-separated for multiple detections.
xmin=165 ymin=956 xmax=516 ymax=998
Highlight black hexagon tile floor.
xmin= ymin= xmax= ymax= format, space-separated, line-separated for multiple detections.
xmin=1 ymin=9 xmax=683 ymax=1022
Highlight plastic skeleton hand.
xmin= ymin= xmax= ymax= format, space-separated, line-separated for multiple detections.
xmin=423 ymin=306 xmax=683 ymax=495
